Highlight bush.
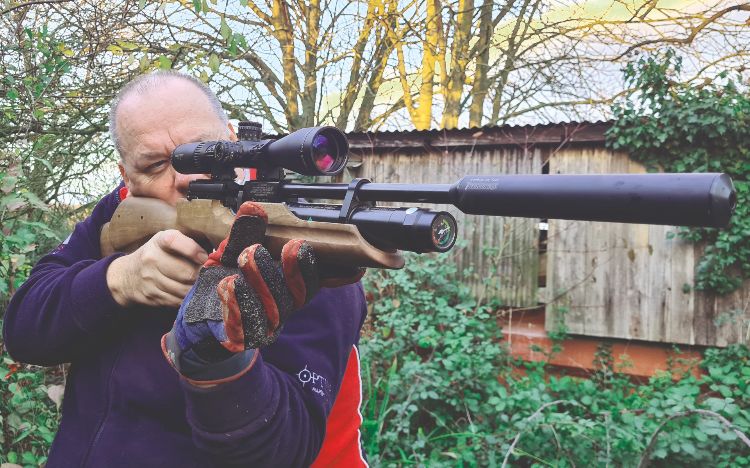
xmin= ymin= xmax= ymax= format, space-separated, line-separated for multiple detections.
xmin=360 ymin=252 xmax=509 ymax=465
xmin=607 ymin=49 xmax=750 ymax=295
xmin=0 ymin=328 xmax=62 ymax=467
xmin=360 ymin=252 xmax=750 ymax=467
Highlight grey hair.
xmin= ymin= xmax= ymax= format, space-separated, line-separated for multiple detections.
xmin=108 ymin=71 xmax=228 ymax=160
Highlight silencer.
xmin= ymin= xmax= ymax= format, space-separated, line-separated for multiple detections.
xmin=451 ymin=173 xmax=735 ymax=228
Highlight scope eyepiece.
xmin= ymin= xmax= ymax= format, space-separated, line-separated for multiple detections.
xmin=171 ymin=125 xmax=349 ymax=177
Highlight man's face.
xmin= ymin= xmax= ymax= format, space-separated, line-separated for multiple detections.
xmin=115 ymin=79 xmax=234 ymax=206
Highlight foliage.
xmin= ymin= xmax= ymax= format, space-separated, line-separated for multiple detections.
xmin=0 ymin=165 xmax=59 ymax=307
xmin=2 ymin=5 xmax=750 ymax=465
xmin=360 ymin=252 xmax=508 ymax=465
xmin=607 ymin=49 xmax=750 ymax=294
xmin=360 ymin=252 xmax=750 ymax=466
xmin=1 ymin=7 xmax=130 ymax=307
xmin=1 ymin=7 xmax=124 ymax=205
xmin=0 ymin=323 xmax=62 ymax=467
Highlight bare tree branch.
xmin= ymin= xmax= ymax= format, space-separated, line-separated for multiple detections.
xmin=1 ymin=0 xmax=72 ymax=16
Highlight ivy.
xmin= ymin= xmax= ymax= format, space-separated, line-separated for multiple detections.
xmin=607 ymin=49 xmax=750 ymax=295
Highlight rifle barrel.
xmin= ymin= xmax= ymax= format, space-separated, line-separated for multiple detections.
xmin=280 ymin=173 xmax=735 ymax=228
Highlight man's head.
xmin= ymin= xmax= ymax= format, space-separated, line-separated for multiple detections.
xmin=109 ymin=71 xmax=235 ymax=206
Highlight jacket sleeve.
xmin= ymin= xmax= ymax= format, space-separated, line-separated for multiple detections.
xmin=3 ymin=189 xmax=127 ymax=366
xmin=182 ymin=283 xmax=368 ymax=467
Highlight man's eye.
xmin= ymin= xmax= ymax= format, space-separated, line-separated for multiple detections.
xmin=147 ymin=160 xmax=169 ymax=172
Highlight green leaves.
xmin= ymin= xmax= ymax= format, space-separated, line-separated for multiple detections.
xmin=0 ymin=167 xmax=60 ymax=301
xmin=607 ymin=49 xmax=750 ymax=295
xmin=192 ymin=0 xmax=210 ymax=14
xmin=158 ymin=56 xmax=173 ymax=70
xmin=220 ymin=18 xmax=231 ymax=41
xmin=359 ymin=253 xmax=750 ymax=466
xmin=208 ymin=53 xmax=220 ymax=73
xmin=226 ymin=32 xmax=246 ymax=56
xmin=0 ymin=349 xmax=62 ymax=467
xmin=360 ymin=252 xmax=508 ymax=465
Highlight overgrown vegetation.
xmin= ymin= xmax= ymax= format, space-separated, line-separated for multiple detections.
xmin=0 ymin=337 xmax=62 ymax=467
xmin=607 ymin=49 xmax=750 ymax=294
xmin=360 ymin=254 xmax=507 ymax=464
xmin=1 ymin=19 xmax=101 ymax=308
xmin=3 ymin=251 xmax=749 ymax=466
xmin=0 ymin=168 xmax=61 ymax=308
xmin=360 ymin=252 xmax=750 ymax=466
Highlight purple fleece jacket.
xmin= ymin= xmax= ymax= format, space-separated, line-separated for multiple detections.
xmin=3 ymin=186 xmax=368 ymax=467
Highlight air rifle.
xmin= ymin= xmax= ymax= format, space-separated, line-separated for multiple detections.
xmin=100 ymin=122 xmax=737 ymax=270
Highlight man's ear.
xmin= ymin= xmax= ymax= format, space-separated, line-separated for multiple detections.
xmin=118 ymin=161 xmax=131 ymax=189
xmin=228 ymin=122 xmax=237 ymax=142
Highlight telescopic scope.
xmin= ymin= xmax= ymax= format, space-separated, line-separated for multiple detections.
xmin=171 ymin=126 xmax=349 ymax=176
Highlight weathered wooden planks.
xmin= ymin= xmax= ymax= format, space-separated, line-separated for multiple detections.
xmin=352 ymin=144 xmax=542 ymax=308
xmin=545 ymin=148 xmax=749 ymax=346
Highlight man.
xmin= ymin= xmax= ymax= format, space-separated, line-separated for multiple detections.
xmin=3 ymin=71 xmax=369 ymax=467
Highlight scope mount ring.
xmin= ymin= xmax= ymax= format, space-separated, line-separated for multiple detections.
xmin=339 ymin=178 xmax=373 ymax=222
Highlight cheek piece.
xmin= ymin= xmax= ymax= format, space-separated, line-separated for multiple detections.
xmin=160 ymin=201 xmax=364 ymax=385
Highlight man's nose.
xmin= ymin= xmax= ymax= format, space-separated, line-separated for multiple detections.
xmin=175 ymin=171 xmax=211 ymax=195
xmin=174 ymin=171 xmax=194 ymax=195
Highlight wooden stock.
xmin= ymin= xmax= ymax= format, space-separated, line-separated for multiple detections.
xmin=100 ymin=197 xmax=405 ymax=269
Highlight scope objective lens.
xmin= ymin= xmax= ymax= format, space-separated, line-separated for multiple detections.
xmin=312 ymin=134 xmax=336 ymax=172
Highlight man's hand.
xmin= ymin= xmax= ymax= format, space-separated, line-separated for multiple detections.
xmin=106 ymin=230 xmax=208 ymax=308
xmin=160 ymin=201 xmax=363 ymax=385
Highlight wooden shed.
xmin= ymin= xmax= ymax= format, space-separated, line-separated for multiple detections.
xmin=345 ymin=122 xmax=749 ymax=348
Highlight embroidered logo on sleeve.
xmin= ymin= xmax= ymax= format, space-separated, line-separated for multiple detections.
xmin=297 ymin=365 xmax=332 ymax=399
xmin=52 ymin=234 xmax=72 ymax=254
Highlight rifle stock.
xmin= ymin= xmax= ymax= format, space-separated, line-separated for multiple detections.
xmin=100 ymin=197 xmax=406 ymax=269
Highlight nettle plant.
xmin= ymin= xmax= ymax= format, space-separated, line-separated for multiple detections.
xmin=607 ymin=49 xmax=750 ymax=294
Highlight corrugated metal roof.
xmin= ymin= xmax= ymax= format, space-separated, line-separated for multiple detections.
xmin=261 ymin=120 xmax=614 ymax=149
xmin=346 ymin=120 xmax=614 ymax=150
xmin=348 ymin=119 xmax=613 ymax=136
